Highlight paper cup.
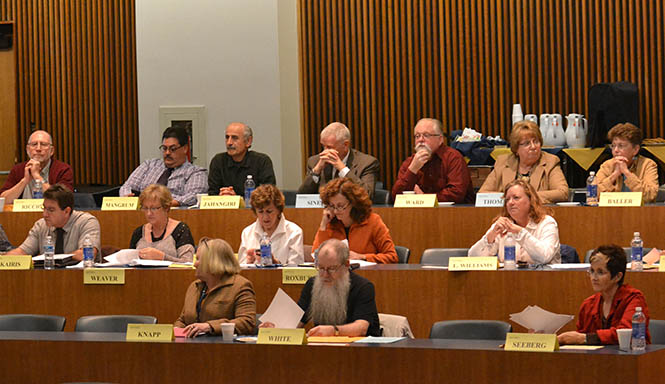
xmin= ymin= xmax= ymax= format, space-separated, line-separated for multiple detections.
xmin=221 ymin=322 xmax=235 ymax=341
xmin=617 ymin=328 xmax=632 ymax=351
xmin=196 ymin=193 xmax=207 ymax=207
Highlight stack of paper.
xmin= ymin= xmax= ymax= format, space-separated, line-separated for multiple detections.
xmin=509 ymin=305 xmax=574 ymax=334
xmin=100 ymin=249 xmax=172 ymax=267
xmin=259 ymin=288 xmax=304 ymax=328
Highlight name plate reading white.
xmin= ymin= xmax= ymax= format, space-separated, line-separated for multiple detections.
xmin=394 ymin=194 xmax=438 ymax=208
xmin=102 ymin=196 xmax=139 ymax=211
xmin=598 ymin=192 xmax=642 ymax=207
xmin=295 ymin=194 xmax=324 ymax=208
xmin=475 ymin=193 xmax=504 ymax=207
xmin=448 ymin=256 xmax=498 ymax=271
xmin=200 ymin=195 xmax=244 ymax=209
xmin=257 ymin=328 xmax=307 ymax=345
xmin=13 ymin=199 xmax=44 ymax=212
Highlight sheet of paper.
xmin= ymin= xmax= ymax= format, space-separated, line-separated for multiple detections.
xmin=32 ymin=253 xmax=74 ymax=261
xmin=104 ymin=249 xmax=140 ymax=265
xmin=307 ymin=336 xmax=364 ymax=343
xmin=349 ymin=260 xmax=377 ymax=268
xmin=259 ymin=288 xmax=304 ymax=329
xmin=129 ymin=259 xmax=172 ymax=267
xmin=353 ymin=336 xmax=406 ymax=344
xmin=559 ymin=345 xmax=604 ymax=350
xmin=550 ymin=263 xmax=590 ymax=269
xmin=509 ymin=305 xmax=574 ymax=334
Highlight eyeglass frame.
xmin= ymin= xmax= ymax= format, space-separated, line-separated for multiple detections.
xmin=325 ymin=202 xmax=350 ymax=212
xmin=315 ymin=263 xmax=345 ymax=275
xmin=586 ymin=268 xmax=610 ymax=278
xmin=518 ymin=139 xmax=541 ymax=148
xmin=159 ymin=144 xmax=184 ymax=153
xmin=413 ymin=133 xmax=441 ymax=140
xmin=140 ymin=206 xmax=166 ymax=213
xmin=27 ymin=141 xmax=53 ymax=148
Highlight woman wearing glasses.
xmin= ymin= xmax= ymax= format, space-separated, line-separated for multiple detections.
xmin=558 ymin=244 xmax=650 ymax=345
xmin=313 ymin=178 xmax=397 ymax=263
xmin=129 ymin=184 xmax=195 ymax=262
xmin=479 ymin=120 xmax=569 ymax=203
xmin=595 ymin=123 xmax=658 ymax=203
xmin=175 ymin=237 xmax=256 ymax=337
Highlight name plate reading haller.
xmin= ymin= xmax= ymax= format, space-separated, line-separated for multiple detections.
xmin=200 ymin=195 xmax=244 ymax=209
xmin=282 ymin=267 xmax=318 ymax=284
xmin=475 ymin=193 xmax=504 ymax=207
xmin=126 ymin=324 xmax=174 ymax=342
xmin=101 ymin=196 xmax=139 ymax=211
xmin=0 ymin=255 xmax=33 ymax=270
xmin=257 ymin=328 xmax=306 ymax=345
xmin=504 ymin=333 xmax=559 ymax=352
xmin=598 ymin=192 xmax=642 ymax=207
xmin=84 ymin=268 xmax=125 ymax=284
xmin=295 ymin=194 xmax=324 ymax=208
xmin=448 ymin=257 xmax=497 ymax=271
xmin=394 ymin=194 xmax=438 ymax=208
xmin=13 ymin=199 xmax=44 ymax=212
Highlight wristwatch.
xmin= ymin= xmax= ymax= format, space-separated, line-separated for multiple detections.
xmin=333 ymin=325 xmax=339 ymax=336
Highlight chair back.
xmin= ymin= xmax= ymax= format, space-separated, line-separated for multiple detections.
xmin=395 ymin=245 xmax=411 ymax=264
xmin=649 ymin=319 xmax=665 ymax=344
xmin=75 ymin=315 xmax=157 ymax=332
xmin=429 ymin=320 xmax=512 ymax=340
xmin=0 ymin=314 xmax=66 ymax=331
xmin=282 ymin=190 xmax=297 ymax=206
xmin=560 ymin=244 xmax=579 ymax=263
xmin=379 ymin=313 xmax=414 ymax=338
xmin=372 ymin=189 xmax=390 ymax=205
xmin=421 ymin=248 xmax=468 ymax=266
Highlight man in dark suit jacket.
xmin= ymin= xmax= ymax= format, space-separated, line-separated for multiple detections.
xmin=298 ymin=122 xmax=379 ymax=198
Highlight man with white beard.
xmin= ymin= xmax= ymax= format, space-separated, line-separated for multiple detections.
xmin=391 ymin=118 xmax=474 ymax=203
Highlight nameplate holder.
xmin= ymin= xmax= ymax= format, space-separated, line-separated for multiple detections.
xmin=84 ymin=268 xmax=125 ymax=284
xmin=394 ymin=194 xmax=438 ymax=208
xmin=659 ymin=256 xmax=665 ymax=272
xmin=475 ymin=193 xmax=504 ymax=207
xmin=257 ymin=328 xmax=306 ymax=345
xmin=102 ymin=196 xmax=139 ymax=211
xmin=200 ymin=195 xmax=244 ymax=209
xmin=0 ymin=255 xmax=33 ymax=270
xmin=448 ymin=256 xmax=497 ymax=271
xmin=504 ymin=332 xmax=559 ymax=352
xmin=282 ymin=267 xmax=318 ymax=284
xmin=126 ymin=324 xmax=174 ymax=342
xmin=598 ymin=192 xmax=642 ymax=207
xmin=295 ymin=194 xmax=324 ymax=208
xmin=13 ymin=199 xmax=44 ymax=212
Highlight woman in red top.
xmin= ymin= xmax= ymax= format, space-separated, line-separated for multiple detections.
xmin=558 ymin=244 xmax=650 ymax=345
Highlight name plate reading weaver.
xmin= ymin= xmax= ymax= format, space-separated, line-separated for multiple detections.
xmin=257 ymin=328 xmax=306 ymax=345
xmin=13 ymin=199 xmax=44 ymax=212
xmin=101 ymin=197 xmax=139 ymax=211
xmin=0 ymin=255 xmax=33 ymax=270
xmin=84 ymin=269 xmax=125 ymax=284
xmin=448 ymin=257 xmax=498 ymax=271
xmin=504 ymin=333 xmax=559 ymax=352
xmin=394 ymin=194 xmax=438 ymax=208
xmin=282 ymin=267 xmax=318 ymax=284
xmin=200 ymin=195 xmax=244 ymax=209
xmin=126 ymin=324 xmax=174 ymax=342
xmin=598 ymin=192 xmax=642 ymax=207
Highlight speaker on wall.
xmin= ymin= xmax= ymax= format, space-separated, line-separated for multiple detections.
xmin=0 ymin=24 xmax=13 ymax=50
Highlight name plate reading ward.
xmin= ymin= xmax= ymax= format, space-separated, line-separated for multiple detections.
xmin=448 ymin=257 xmax=498 ymax=271
xmin=101 ymin=196 xmax=139 ymax=211
xmin=84 ymin=268 xmax=125 ymax=284
xmin=659 ymin=256 xmax=665 ymax=272
xmin=257 ymin=328 xmax=307 ymax=345
xmin=504 ymin=333 xmax=559 ymax=352
xmin=282 ymin=267 xmax=318 ymax=284
xmin=13 ymin=199 xmax=44 ymax=212
xmin=0 ymin=255 xmax=33 ymax=270
xmin=295 ymin=194 xmax=324 ymax=208
xmin=394 ymin=194 xmax=438 ymax=208
xmin=126 ymin=324 xmax=174 ymax=343
xmin=200 ymin=195 xmax=244 ymax=209
xmin=475 ymin=193 xmax=504 ymax=207
xmin=598 ymin=192 xmax=642 ymax=207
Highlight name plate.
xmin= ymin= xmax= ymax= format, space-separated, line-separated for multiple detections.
xmin=504 ymin=332 xmax=559 ymax=352
xmin=295 ymin=194 xmax=324 ymax=208
xmin=394 ymin=194 xmax=438 ymax=208
xmin=659 ymin=256 xmax=665 ymax=272
xmin=0 ymin=255 xmax=33 ymax=270
xmin=282 ymin=267 xmax=318 ymax=284
xmin=101 ymin=196 xmax=139 ymax=211
xmin=448 ymin=256 xmax=497 ymax=271
xmin=13 ymin=199 xmax=44 ymax=212
xmin=84 ymin=268 xmax=125 ymax=284
xmin=598 ymin=192 xmax=642 ymax=207
xmin=475 ymin=193 xmax=504 ymax=207
xmin=257 ymin=328 xmax=306 ymax=345
xmin=200 ymin=195 xmax=244 ymax=209
xmin=126 ymin=324 xmax=174 ymax=342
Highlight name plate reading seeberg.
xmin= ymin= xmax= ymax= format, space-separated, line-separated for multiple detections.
xmin=0 ymin=255 xmax=33 ymax=270
xmin=295 ymin=194 xmax=324 ymax=208
xmin=282 ymin=267 xmax=318 ymax=284
xmin=504 ymin=332 xmax=559 ymax=352
xmin=126 ymin=324 xmax=174 ymax=342
xmin=200 ymin=195 xmax=244 ymax=209
xmin=475 ymin=193 xmax=504 ymax=207
xmin=598 ymin=192 xmax=642 ymax=207
xmin=394 ymin=194 xmax=438 ymax=208
xmin=13 ymin=199 xmax=44 ymax=212
xmin=84 ymin=269 xmax=125 ymax=284
xmin=257 ymin=328 xmax=306 ymax=345
xmin=448 ymin=257 xmax=498 ymax=271
xmin=101 ymin=196 xmax=139 ymax=211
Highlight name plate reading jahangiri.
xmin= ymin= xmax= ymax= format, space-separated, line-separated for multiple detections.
xmin=126 ymin=324 xmax=174 ymax=342
xmin=0 ymin=255 xmax=33 ymax=270
xmin=598 ymin=192 xmax=642 ymax=207
xmin=282 ymin=267 xmax=318 ymax=284
xmin=295 ymin=194 xmax=324 ymax=208
xmin=101 ymin=196 xmax=139 ymax=211
xmin=475 ymin=193 xmax=504 ymax=207
xmin=257 ymin=328 xmax=307 ymax=345
xmin=448 ymin=257 xmax=498 ymax=271
xmin=84 ymin=268 xmax=125 ymax=284
xmin=13 ymin=199 xmax=44 ymax=212
xmin=200 ymin=195 xmax=244 ymax=209
xmin=394 ymin=194 xmax=438 ymax=208
xmin=504 ymin=332 xmax=559 ymax=352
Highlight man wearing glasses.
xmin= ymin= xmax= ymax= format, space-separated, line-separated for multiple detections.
xmin=0 ymin=130 xmax=73 ymax=204
xmin=392 ymin=118 xmax=474 ymax=203
xmin=120 ymin=126 xmax=207 ymax=206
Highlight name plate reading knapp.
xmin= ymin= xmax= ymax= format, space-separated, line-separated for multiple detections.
xmin=0 ymin=255 xmax=33 ymax=270
xmin=13 ymin=199 xmax=44 ymax=212
xmin=84 ymin=269 xmax=125 ymax=284
xmin=200 ymin=195 xmax=244 ymax=209
xmin=598 ymin=192 xmax=642 ymax=207
xmin=504 ymin=333 xmax=559 ymax=352
xmin=282 ymin=267 xmax=318 ymax=284
xmin=295 ymin=194 xmax=324 ymax=208
xmin=257 ymin=328 xmax=306 ymax=345
xmin=394 ymin=194 xmax=438 ymax=208
xmin=102 ymin=196 xmax=139 ymax=211
xmin=448 ymin=257 xmax=497 ymax=271
xmin=126 ymin=324 xmax=174 ymax=342
xmin=475 ymin=193 xmax=504 ymax=207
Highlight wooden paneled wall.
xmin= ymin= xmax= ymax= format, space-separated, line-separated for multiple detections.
xmin=0 ymin=0 xmax=138 ymax=186
xmin=298 ymin=1 xmax=665 ymax=189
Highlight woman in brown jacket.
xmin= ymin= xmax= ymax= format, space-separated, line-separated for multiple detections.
xmin=174 ymin=238 xmax=256 ymax=337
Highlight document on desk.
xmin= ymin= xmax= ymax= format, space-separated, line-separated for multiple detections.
xmin=353 ymin=336 xmax=406 ymax=344
xmin=509 ymin=305 xmax=574 ymax=334
xmin=259 ymin=288 xmax=304 ymax=329
xmin=349 ymin=260 xmax=377 ymax=268
xmin=100 ymin=249 xmax=172 ymax=267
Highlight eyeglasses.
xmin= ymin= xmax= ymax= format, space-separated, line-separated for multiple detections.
xmin=42 ymin=205 xmax=59 ymax=213
xmin=325 ymin=202 xmax=350 ymax=212
xmin=28 ymin=142 xmax=52 ymax=148
xmin=413 ymin=133 xmax=441 ymax=140
xmin=316 ymin=264 xmax=344 ymax=275
xmin=159 ymin=144 xmax=183 ymax=153
xmin=610 ymin=143 xmax=634 ymax=151
xmin=518 ymin=139 xmax=540 ymax=148
xmin=140 ymin=206 xmax=164 ymax=213
xmin=586 ymin=269 xmax=609 ymax=278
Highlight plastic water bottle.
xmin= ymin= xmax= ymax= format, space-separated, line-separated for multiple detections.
xmin=83 ymin=234 xmax=94 ymax=268
xmin=586 ymin=171 xmax=598 ymax=206
xmin=244 ymin=175 xmax=255 ymax=208
xmin=503 ymin=233 xmax=516 ymax=270
xmin=631 ymin=306 xmax=646 ymax=351
xmin=260 ymin=233 xmax=272 ymax=266
xmin=631 ymin=232 xmax=643 ymax=272
xmin=33 ymin=179 xmax=43 ymax=199
xmin=44 ymin=235 xmax=55 ymax=270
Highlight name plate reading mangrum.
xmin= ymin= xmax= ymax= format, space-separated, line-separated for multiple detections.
xmin=0 ymin=255 xmax=33 ymax=270
xmin=475 ymin=193 xmax=504 ymax=207
xmin=598 ymin=192 xmax=642 ymax=207
xmin=295 ymin=194 xmax=324 ymax=208
xmin=101 ymin=196 xmax=139 ymax=211
xmin=282 ymin=267 xmax=318 ymax=284
xmin=84 ymin=268 xmax=125 ymax=284
xmin=504 ymin=333 xmax=559 ymax=352
xmin=659 ymin=256 xmax=665 ymax=272
xmin=126 ymin=324 xmax=174 ymax=342
xmin=13 ymin=199 xmax=44 ymax=212
xmin=257 ymin=328 xmax=306 ymax=345
xmin=200 ymin=195 xmax=244 ymax=209
xmin=394 ymin=194 xmax=438 ymax=208
xmin=448 ymin=257 xmax=497 ymax=271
